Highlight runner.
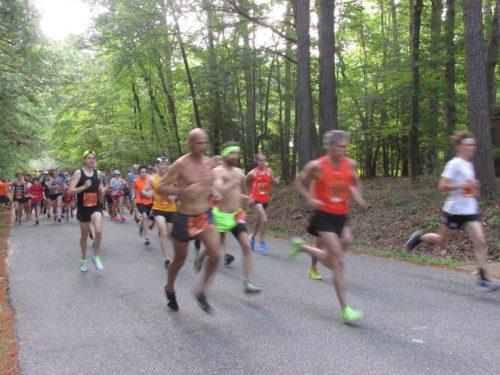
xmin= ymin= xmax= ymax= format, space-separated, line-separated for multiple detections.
xmin=63 ymin=182 xmax=75 ymax=222
xmin=110 ymin=170 xmax=126 ymax=221
xmin=405 ymin=131 xmax=498 ymax=291
xmin=27 ymin=177 xmax=45 ymax=225
xmin=11 ymin=173 xmax=26 ymax=224
xmin=41 ymin=171 xmax=51 ymax=217
xmin=68 ymin=151 xmax=105 ymax=272
xmin=133 ymin=165 xmax=154 ymax=246
xmin=157 ymin=128 xmax=221 ymax=313
xmin=0 ymin=178 xmax=9 ymax=209
xmin=48 ymin=170 xmax=64 ymax=223
xmin=290 ymin=130 xmax=366 ymax=323
xmin=195 ymin=142 xmax=261 ymax=294
xmin=245 ymin=153 xmax=279 ymax=253
xmin=23 ymin=174 xmax=33 ymax=220
xmin=126 ymin=164 xmax=140 ymax=223
xmin=143 ymin=156 xmax=176 ymax=269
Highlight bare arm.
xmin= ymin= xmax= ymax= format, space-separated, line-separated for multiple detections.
xmin=348 ymin=159 xmax=366 ymax=208
xmin=438 ymin=176 xmax=478 ymax=193
xmin=295 ymin=161 xmax=323 ymax=209
xmin=157 ymin=161 xmax=182 ymax=196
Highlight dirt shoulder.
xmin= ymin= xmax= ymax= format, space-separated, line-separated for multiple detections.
xmin=0 ymin=209 xmax=20 ymax=375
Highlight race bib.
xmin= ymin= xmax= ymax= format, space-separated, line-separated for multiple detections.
xmin=188 ymin=213 xmax=208 ymax=237
xmin=257 ymin=182 xmax=268 ymax=195
xmin=15 ymin=191 xmax=22 ymax=199
xmin=328 ymin=182 xmax=349 ymax=203
xmin=52 ymin=186 xmax=61 ymax=194
xmin=234 ymin=210 xmax=247 ymax=224
xmin=160 ymin=195 xmax=170 ymax=205
xmin=83 ymin=192 xmax=98 ymax=207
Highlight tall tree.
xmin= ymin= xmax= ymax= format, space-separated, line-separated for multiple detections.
xmin=485 ymin=0 xmax=499 ymax=118
xmin=409 ymin=0 xmax=424 ymax=180
xmin=296 ymin=0 xmax=317 ymax=170
xmin=444 ymin=0 xmax=457 ymax=161
xmin=463 ymin=0 xmax=497 ymax=197
xmin=318 ymin=0 xmax=338 ymax=136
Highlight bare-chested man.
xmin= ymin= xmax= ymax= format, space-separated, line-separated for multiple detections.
xmin=194 ymin=142 xmax=261 ymax=294
xmin=157 ymin=128 xmax=221 ymax=313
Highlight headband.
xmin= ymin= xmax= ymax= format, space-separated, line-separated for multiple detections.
xmin=221 ymin=145 xmax=241 ymax=157
xmin=82 ymin=150 xmax=95 ymax=159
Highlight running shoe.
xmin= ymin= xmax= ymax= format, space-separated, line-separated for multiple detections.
xmin=308 ymin=267 xmax=322 ymax=280
xmin=405 ymin=230 xmax=423 ymax=251
xmin=244 ymin=280 xmax=262 ymax=294
xmin=224 ymin=254 xmax=235 ymax=266
xmin=193 ymin=255 xmax=203 ymax=273
xmin=92 ymin=255 xmax=104 ymax=270
xmin=165 ymin=288 xmax=179 ymax=311
xmin=36 ymin=219 xmax=39 ymax=225
xmin=111 ymin=215 xmax=117 ymax=221
xmin=342 ymin=305 xmax=363 ymax=323
xmin=164 ymin=259 xmax=170 ymax=270
xmin=249 ymin=235 xmax=255 ymax=251
xmin=58 ymin=218 xmax=61 ymax=223
xmin=149 ymin=221 xmax=155 ymax=230
xmin=134 ymin=217 xmax=140 ymax=224
xmin=193 ymin=292 xmax=211 ymax=313
xmin=259 ymin=242 xmax=268 ymax=253
xmin=80 ymin=259 xmax=89 ymax=272
xmin=477 ymin=279 xmax=499 ymax=292
xmin=144 ymin=238 xmax=150 ymax=246
xmin=289 ymin=237 xmax=304 ymax=260
xmin=120 ymin=216 xmax=126 ymax=221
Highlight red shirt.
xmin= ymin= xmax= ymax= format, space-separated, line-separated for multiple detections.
xmin=0 ymin=182 xmax=8 ymax=196
xmin=314 ymin=156 xmax=353 ymax=215
xmin=27 ymin=185 xmax=44 ymax=203
xmin=250 ymin=167 xmax=272 ymax=204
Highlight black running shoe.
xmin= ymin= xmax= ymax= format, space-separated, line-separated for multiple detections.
xmin=144 ymin=238 xmax=150 ymax=246
xmin=224 ymin=254 xmax=235 ymax=266
xmin=135 ymin=217 xmax=140 ymax=224
xmin=165 ymin=288 xmax=179 ymax=311
xmin=149 ymin=221 xmax=155 ymax=230
xmin=164 ymin=259 xmax=170 ymax=270
xmin=478 ymin=279 xmax=499 ymax=292
xmin=89 ymin=231 xmax=94 ymax=240
xmin=193 ymin=292 xmax=211 ymax=313
xmin=405 ymin=230 xmax=422 ymax=251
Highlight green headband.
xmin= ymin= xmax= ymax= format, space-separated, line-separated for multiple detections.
xmin=221 ymin=145 xmax=241 ymax=157
xmin=82 ymin=150 xmax=95 ymax=159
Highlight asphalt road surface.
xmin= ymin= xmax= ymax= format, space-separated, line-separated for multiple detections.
xmin=8 ymin=213 xmax=500 ymax=375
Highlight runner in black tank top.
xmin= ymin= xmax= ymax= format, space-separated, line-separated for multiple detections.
xmin=69 ymin=151 xmax=104 ymax=272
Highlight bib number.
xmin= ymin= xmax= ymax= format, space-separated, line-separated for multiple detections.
xmin=234 ymin=210 xmax=247 ymax=224
xmin=83 ymin=192 xmax=98 ymax=207
xmin=257 ymin=182 xmax=267 ymax=195
xmin=188 ymin=213 xmax=208 ymax=237
xmin=15 ymin=191 xmax=23 ymax=199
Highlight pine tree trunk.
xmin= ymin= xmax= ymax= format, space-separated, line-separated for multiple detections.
xmin=463 ymin=0 xmax=497 ymax=197
xmin=444 ymin=0 xmax=457 ymax=161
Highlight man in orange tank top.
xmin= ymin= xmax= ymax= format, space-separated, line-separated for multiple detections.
xmin=245 ymin=153 xmax=279 ymax=253
xmin=134 ymin=165 xmax=154 ymax=246
xmin=291 ymin=130 xmax=366 ymax=323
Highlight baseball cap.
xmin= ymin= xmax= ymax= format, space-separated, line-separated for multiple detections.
xmin=114 ymin=170 xmax=121 ymax=175
xmin=156 ymin=156 xmax=169 ymax=164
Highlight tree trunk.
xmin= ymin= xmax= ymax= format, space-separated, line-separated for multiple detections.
xmin=463 ymin=0 xmax=497 ymax=197
xmin=444 ymin=0 xmax=457 ymax=161
xmin=409 ymin=0 xmax=423 ymax=181
xmin=426 ymin=0 xmax=443 ymax=174
xmin=486 ymin=0 xmax=499 ymax=118
xmin=318 ymin=0 xmax=338 ymax=137
xmin=132 ymin=82 xmax=145 ymax=141
xmin=296 ymin=0 xmax=317 ymax=170
xmin=172 ymin=11 xmax=202 ymax=129
xmin=277 ymin=57 xmax=290 ymax=184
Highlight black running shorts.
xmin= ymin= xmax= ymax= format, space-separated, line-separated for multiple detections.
xmin=307 ymin=211 xmax=347 ymax=237
xmin=441 ymin=212 xmax=478 ymax=230
xmin=172 ymin=210 xmax=214 ymax=243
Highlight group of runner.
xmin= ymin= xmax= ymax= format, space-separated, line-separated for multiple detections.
xmin=8 ymin=127 xmax=498 ymax=323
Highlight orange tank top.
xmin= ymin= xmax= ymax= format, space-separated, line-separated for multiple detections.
xmin=250 ymin=167 xmax=272 ymax=203
xmin=134 ymin=177 xmax=153 ymax=205
xmin=314 ymin=156 xmax=353 ymax=215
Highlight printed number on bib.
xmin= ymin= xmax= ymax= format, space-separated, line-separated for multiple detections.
xmin=188 ymin=213 xmax=208 ymax=237
xmin=15 ymin=191 xmax=22 ymax=199
xmin=160 ymin=195 xmax=170 ymax=205
xmin=83 ymin=192 xmax=98 ymax=207
xmin=257 ymin=183 xmax=267 ymax=195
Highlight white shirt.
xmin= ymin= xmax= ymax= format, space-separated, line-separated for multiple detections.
xmin=441 ymin=157 xmax=477 ymax=215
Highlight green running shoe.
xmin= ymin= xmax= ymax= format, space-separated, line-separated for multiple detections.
xmin=342 ymin=305 xmax=363 ymax=323
xmin=80 ymin=259 xmax=88 ymax=272
xmin=308 ymin=267 xmax=322 ymax=280
xmin=92 ymin=255 xmax=104 ymax=270
xmin=289 ymin=237 xmax=304 ymax=260
xmin=193 ymin=255 xmax=203 ymax=273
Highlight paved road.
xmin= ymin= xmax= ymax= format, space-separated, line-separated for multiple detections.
xmin=8 ymin=213 xmax=500 ymax=375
